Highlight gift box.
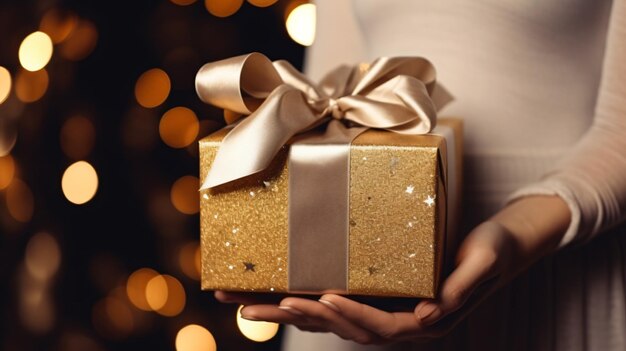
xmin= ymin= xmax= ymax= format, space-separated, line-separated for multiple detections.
xmin=196 ymin=53 xmax=462 ymax=298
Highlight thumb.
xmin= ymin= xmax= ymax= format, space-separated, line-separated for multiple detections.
xmin=415 ymin=221 xmax=510 ymax=325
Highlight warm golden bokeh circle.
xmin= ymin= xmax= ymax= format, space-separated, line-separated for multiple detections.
xmin=61 ymin=161 xmax=99 ymax=205
xmin=179 ymin=242 xmax=201 ymax=280
xmin=204 ymin=0 xmax=243 ymax=17
xmin=59 ymin=20 xmax=98 ymax=61
xmin=286 ymin=3 xmax=316 ymax=46
xmin=170 ymin=0 xmax=197 ymax=5
xmin=170 ymin=175 xmax=200 ymax=215
xmin=19 ymin=31 xmax=54 ymax=71
xmin=0 ymin=154 xmax=15 ymax=190
xmin=135 ymin=68 xmax=171 ymax=108
xmin=25 ymin=232 xmax=61 ymax=281
xmin=126 ymin=268 xmax=159 ymax=311
xmin=15 ymin=69 xmax=49 ymax=103
xmin=236 ymin=305 xmax=280 ymax=342
xmin=6 ymin=178 xmax=34 ymax=223
xmin=159 ymin=107 xmax=199 ymax=148
xmin=247 ymin=0 xmax=278 ymax=7
xmin=0 ymin=66 xmax=11 ymax=105
xmin=175 ymin=324 xmax=217 ymax=351
xmin=92 ymin=297 xmax=134 ymax=339
xmin=39 ymin=9 xmax=78 ymax=44
xmin=155 ymin=275 xmax=186 ymax=316
xmin=145 ymin=275 xmax=169 ymax=311
xmin=60 ymin=115 xmax=96 ymax=160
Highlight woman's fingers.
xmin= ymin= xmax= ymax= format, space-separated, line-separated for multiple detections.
xmin=309 ymin=294 xmax=425 ymax=340
xmin=279 ymin=297 xmax=385 ymax=344
xmin=214 ymin=291 xmax=284 ymax=305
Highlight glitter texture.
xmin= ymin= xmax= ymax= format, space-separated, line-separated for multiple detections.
xmin=200 ymin=120 xmax=462 ymax=298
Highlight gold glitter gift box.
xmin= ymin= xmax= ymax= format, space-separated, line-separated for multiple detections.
xmin=199 ymin=118 xmax=462 ymax=298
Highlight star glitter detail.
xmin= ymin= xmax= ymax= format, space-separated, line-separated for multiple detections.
xmin=405 ymin=185 xmax=415 ymax=194
xmin=423 ymin=195 xmax=435 ymax=207
xmin=367 ymin=266 xmax=378 ymax=275
xmin=243 ymin=262 xmax=256 ymax=272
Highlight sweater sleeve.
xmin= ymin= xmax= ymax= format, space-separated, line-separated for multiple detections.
xmin=507 ymin=0 xmax=626 ymax=247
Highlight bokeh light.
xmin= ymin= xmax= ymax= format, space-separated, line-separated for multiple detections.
xmin=25 ymin=232 xmax=61 ymax=281
xmin=247 ymin=0 xmax=278 ymax=7
xmin=0 ymin=66 xmax=11 ymax=104
xmin=0 ymin=154 xmax=15 ymax=190
xmin=204 ymin=0 xmax=243 ymax=17
xmin=92 ymin=297 xmax=134 ymax=339
xmin=179 ymin=241 xmax=201 ymax=280
xmin=122 ymin=106 xmax=159 ymax=151
xmin=58 ymin=331 xmax=106 ymax=351
xmin=19 ymin=277 xmax=55 ymax=334
xmin=145 ymin=274 xmax=168 ymax=310
xmin=154 ymin=275 xmax=186 ymax=316
xmin=126 ymin=268 xmax=159 ymax=311
xmin=170 ymin=0 xmax=197 ymax=5
xmin=286 ymin=3 xmax=316 ymax=46
xmin=170 ymin=175 xmax=199 ymax=215
xmin=58 ymin=20 xmax=98 ymax=61
xmin=61 ymin=161 xmax=99 ymax=205
xmin=159 ymin=107 xmax=199 ymax=148
xmin=19 ymin=31 xmax=54 ymax=71
xmin=60 ymin=115 xmax=96 ymax=159
xmin=6 ymin=178 xmax=34 ymax=222
xmin=236 ymin=305 xmax=280 ymax=342
xmin=135 ymin=68 xmax=171 ymax=108
xmin=175 ymin=324 xmax=217 ymax=351
xmin=40 ymin=9 xmax=78 ymax=44
xmin=15 ymin=68 xmax=49 ymax=103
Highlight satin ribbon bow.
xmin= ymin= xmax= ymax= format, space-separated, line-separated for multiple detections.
xmin=196 ymin=52 xmax=452 ymax=189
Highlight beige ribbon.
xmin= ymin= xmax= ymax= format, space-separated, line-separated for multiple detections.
xmin=196 ymin=52 xmax=452 ymax=189
xmin=196 ymin=53 xmax=452 ymax=292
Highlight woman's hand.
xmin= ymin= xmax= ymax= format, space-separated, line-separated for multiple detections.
xmin=217 ymin=195 xmax=571 ymax=344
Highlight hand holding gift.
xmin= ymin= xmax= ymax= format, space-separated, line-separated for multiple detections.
xmin=217 ymin=196 xmax=570 ymax=344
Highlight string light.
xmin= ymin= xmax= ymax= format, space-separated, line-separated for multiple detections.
xmin=159 ymin=107 xmax=199 ymax=148
xmin=15 ymin=69 xmax=49 ymax=103
xmin=19 ymin=31 xmax=54 ymax=71
xmin=61 ymin=161 xmax=99 ymax=205
xmin=135 ymin=68 xmax=171 ymax=108
xmin=175 ymin=324 xmax=217 ymax=351
xmin=236 ymin=305 xmax=280 ymax=342
xmin=204 ymin=0 xmax=243 ymax=17
xmin=285 ymin=3 xmax=316 ymax=46
xmin=0 ymin=66 xmax=11 ymax=104
xmin=170 ymin=176 xmax=200 ymax=215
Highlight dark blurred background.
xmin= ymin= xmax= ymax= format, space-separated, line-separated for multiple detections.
xmin=0 ymin=0 xmax=310 ymax=350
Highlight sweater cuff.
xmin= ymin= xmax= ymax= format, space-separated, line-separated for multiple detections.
xmin=505 ymin=179 xmax=581 ymax=248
